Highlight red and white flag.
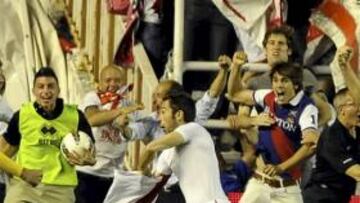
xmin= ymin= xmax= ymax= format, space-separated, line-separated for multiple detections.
xmin=104 ymin=170 xmax=169 ymax=203
xmin=212 ymin=0 xmax=287 ymax=62
xmin=305 ymin=0 xmax=360 ymax=91
xmin=113 ymin=0 xmax=163 ymax=68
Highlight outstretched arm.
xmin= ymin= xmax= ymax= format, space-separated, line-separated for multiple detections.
xmin=227 ymin=51 xmax=248 ymax=98
xmin=85 ymin=103 xmax=144 ymax=127
xmin=208 ymin=55 xmax=231 ymax=97
xmin=137 ymin=132 xmax=185 ymax=171
xmin=195 ymin=55 xmax=231 ymax=123
xmin=228 ymin=105 xmax=275 ymax=130
xmin=337 ymin=46 xmax=360 ymax=102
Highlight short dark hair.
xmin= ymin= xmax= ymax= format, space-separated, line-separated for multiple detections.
xmin=263 ymin=25 xmax=294 ymax=50
xmin=270 ymin=62 xmax=303 ymax=91
xmin=33 ymin=67 xmax=59 ymax=85
xmin=164 ymin=90 xmax=196 ymax=122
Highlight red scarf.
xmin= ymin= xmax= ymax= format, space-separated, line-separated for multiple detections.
xmin=97 ymin=91 xmax=123 ymax=109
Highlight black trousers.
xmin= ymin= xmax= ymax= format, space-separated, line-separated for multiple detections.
xmin=75 ymin=171 xmax=113 ymax=203
xmin=156 ymin=183 xmax=186 ymax=203
xmin=302 ymin=183 xmax=352 ymax=203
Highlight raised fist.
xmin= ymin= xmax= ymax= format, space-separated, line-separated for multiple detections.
xmin=218 ymin=55 xmax=232 ymax=70
xmin=337 ymin=46 xmax=353 ymax=67
xmin=232 ymin=51 xmax=248 ymax=68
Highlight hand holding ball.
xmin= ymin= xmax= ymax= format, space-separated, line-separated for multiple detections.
xmin=61 ymin=131 xmax=96 ymax=166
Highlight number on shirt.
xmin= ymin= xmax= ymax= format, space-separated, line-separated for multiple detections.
xmin=310 ymin=114 xmax=316 ymax=125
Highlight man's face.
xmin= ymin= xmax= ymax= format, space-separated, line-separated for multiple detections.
xmin=99 ymin=68 xmax=125 ymax=93
xmin=340 ymin=94 xmax=360 ymax=127
xmin=265 ymin=34 xmax=291 ymax=67
xmin=152 ymin=83 xmax=169 ymax=114
xmin=272 ymin=72 xmax=297 ymax=105
xmin=159 ymin=100 xmax=178 ymax=133
xmin=32 ymin=77 xmax=60 ymax=112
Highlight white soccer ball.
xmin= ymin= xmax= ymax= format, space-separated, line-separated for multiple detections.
xmin=60 ymin=131 xmax=93 ymax=161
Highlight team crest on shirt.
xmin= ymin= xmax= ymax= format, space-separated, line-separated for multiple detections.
xmin=286 ymin=117 xmax=294 ymax=124
xmin=287 ymin=115 xmax=295 ymax=124
xmin=288 ymin=110 xmax=297 ymax=120
xmin=286 ymin=110 xmax=298 ymax=125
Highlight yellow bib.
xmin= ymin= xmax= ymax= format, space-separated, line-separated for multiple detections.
xmin=17 ymin=102 xmax=79 ymax=186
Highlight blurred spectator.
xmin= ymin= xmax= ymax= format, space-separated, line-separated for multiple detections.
xmin=217 ymin=130 xmax=253 ymax=193
xmin=184 ymin=0 xmax=237 ymax=61
xmin=286 ymin=0 xmax=323 ymax=63
xmin=135 ymin=0 xmax=174 ymax=79
xmin=0 ymin=67 xmax=13 ymax=203
xmin=183 ymin=0 xmax=238 ymax=119
xmin=113 ymin=0 xmax=174 ymax=79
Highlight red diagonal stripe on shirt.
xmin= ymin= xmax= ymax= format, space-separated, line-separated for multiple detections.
xmin=271 ymin=126 xmax=302 ymax=179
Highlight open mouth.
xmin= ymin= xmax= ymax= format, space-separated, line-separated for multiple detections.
xmin=276 ymin=90 xmax=285 ymax=97
xmin=275 ymin=90 xmax=287 ymax=103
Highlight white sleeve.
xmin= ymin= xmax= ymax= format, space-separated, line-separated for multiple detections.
xmin=155 ymin=148 xmax=174 ymax=175
xmin=195 ymin=91 xmax=219 ymax=124
xmin=299 ymin=104 xmax=319 ymax=131
xmin=253 ymin=89 xmax=272 ymax=108
xmin=79 ymin=91 xmax=101 ymax=112
xmin=174 ymin=123 xmax=198 ymax=143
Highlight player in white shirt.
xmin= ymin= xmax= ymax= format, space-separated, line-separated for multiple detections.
xmin=138 ymin=91 xmax=230 ymax=203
